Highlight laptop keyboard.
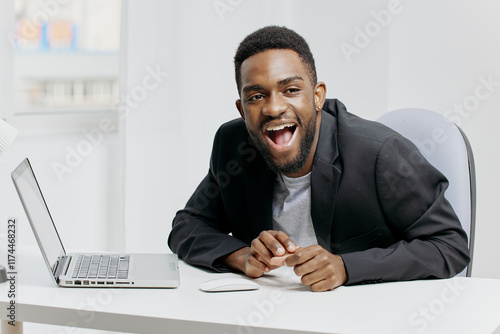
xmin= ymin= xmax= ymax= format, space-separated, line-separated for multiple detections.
xmin=72 ymin=255 xmax=130 ymax=279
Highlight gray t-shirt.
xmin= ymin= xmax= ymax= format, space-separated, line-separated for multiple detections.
xmin=272 ymin=172 xmax=318 ymax=248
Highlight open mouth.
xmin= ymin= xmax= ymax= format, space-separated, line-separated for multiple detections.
xmin=265 ymin=123 xmax=297 ymax=149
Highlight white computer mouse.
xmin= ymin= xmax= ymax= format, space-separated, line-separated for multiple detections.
xmin=199 ymin=277 xmax=260 ymax=292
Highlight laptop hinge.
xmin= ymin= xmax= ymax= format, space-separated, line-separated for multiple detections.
xmin=54 ymin=255 xmax=71 ymax=283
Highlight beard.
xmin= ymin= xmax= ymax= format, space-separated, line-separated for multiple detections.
xmin=247 ymin=108 xmax=317 ymax=175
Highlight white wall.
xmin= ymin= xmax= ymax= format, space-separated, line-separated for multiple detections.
xmin=121 ymin=0 xmax=390 ymax=252
xmin=122 ymin=0 xmax=500 ymax=279
xmin=0 ymin=131 xmax=122 ymax=252
xmin=387 ymin=0 xmax=500 ymax=279
xmin=0 ymin=2 xmax=121 ymax=333
xmin=0 ymin=0 xmax=14 ymax=118
xmin=0 ymin=0 xmax=122 ymax=255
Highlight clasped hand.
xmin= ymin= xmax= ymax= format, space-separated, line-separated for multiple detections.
xmin=225 ymin=230 xmax=347 ymax=292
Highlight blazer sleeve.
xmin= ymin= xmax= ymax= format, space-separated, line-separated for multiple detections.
xmin=167 ymin=126 xmax=248 ymax=271
xmin=340 ymin=134 xmax=470 ymax=285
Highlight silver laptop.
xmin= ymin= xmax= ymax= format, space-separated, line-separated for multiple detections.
xmin=12 ymin=158 xmax=180 ymax=288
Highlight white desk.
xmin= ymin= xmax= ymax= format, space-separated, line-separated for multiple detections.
xmin=1 ymin=247 xmax=500 ymax=334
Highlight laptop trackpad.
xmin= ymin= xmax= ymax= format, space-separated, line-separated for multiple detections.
xmin=131 ymin=255 xmax=177 ymax=280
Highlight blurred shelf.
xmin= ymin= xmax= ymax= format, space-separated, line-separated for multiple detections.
xmin=14 ymin=52 xmax=119 ymax=80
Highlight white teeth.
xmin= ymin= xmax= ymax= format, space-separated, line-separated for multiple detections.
xmin=266 ymin=123 xmax=295 ymax=131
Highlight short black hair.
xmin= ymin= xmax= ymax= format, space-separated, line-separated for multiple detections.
xmin=234 ymin=25 xmax=317 ymax=95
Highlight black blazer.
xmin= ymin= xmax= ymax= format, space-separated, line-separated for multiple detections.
xmin=168 ymin=99 xmax=470 ymax=285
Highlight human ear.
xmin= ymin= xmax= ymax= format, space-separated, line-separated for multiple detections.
xmin=314 ymin=82 xmax=326 ymax=111
xmin=236 ymin=99 xmax=245 ymax=120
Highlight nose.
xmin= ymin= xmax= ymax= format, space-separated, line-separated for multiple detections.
xmin=262 ymin=92 xmax=287 ymax=118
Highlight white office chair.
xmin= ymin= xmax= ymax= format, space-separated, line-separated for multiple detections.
xmin=377 ymin=108 xmax=476 ymax=277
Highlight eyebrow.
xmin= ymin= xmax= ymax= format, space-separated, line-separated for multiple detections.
xmin=242 ymin=84 xmax=265 ymax=95
xmin=242 ymin=76 xmax=305 ymax=95
xmin=277 ymin=76 xmax=304 ymax=86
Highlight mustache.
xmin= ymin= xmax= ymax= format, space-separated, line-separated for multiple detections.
xmin=258 ymin=103 xmax=317 ymax=131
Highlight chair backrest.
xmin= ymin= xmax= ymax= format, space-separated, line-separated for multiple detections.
xmin=377 ymin=108 xmax=476 ymax=277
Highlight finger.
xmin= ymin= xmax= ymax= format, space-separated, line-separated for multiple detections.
xmin=284 ymin=246 xmax=312 ymax=268
xmin=304 ymin=267 xmax=343 ymax=292
xmin=299 ymin=268 xmax=326 ymax=287
xmin=270 ymin=231 xmax=299 ymax=253
xmin=290 ymin=248 xmax=323 ymax=275
xmin=292 ymin=252 xmax=345 ymax=291
xmin=245 ymin=254 xmax=270 ymax=277
xmin=269 ymin=254 xmax=291 ymax=267
xmin=258 ymin=231 xmax=288 ymax=257
xmin=292 ymin=246 xmax=335 ymax=277
xmin=310 ymin=278 xmax=337 ymax=292
xmin=250 ymin=237 xmax=274 ymax=265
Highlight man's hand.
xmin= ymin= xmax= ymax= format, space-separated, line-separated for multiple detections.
xmin=223 ymin=232 xmax=347 ymax=292
xmin=251 ymin=230 xmax=298 ymax=270
xmin=284 ymin=245 xmax=347 ymax=292
xmin=223 ymin=230 xmax=298 ymax=277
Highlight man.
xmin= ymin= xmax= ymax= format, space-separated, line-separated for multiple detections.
xmin=168 ymin=26 xmax=470 ymax=292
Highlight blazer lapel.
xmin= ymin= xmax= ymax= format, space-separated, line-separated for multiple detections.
xmin=244 ymin=148 xmax=275 ymax=238
xmin=311 ymin=110 xmax=342 ymax=251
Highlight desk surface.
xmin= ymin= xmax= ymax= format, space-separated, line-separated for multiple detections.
xmin=1 ymin=246 xmax=500 ymax=334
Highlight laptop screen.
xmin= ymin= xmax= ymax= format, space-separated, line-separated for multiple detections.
xmin=12 ymin=159 xmax=66 ymax=277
